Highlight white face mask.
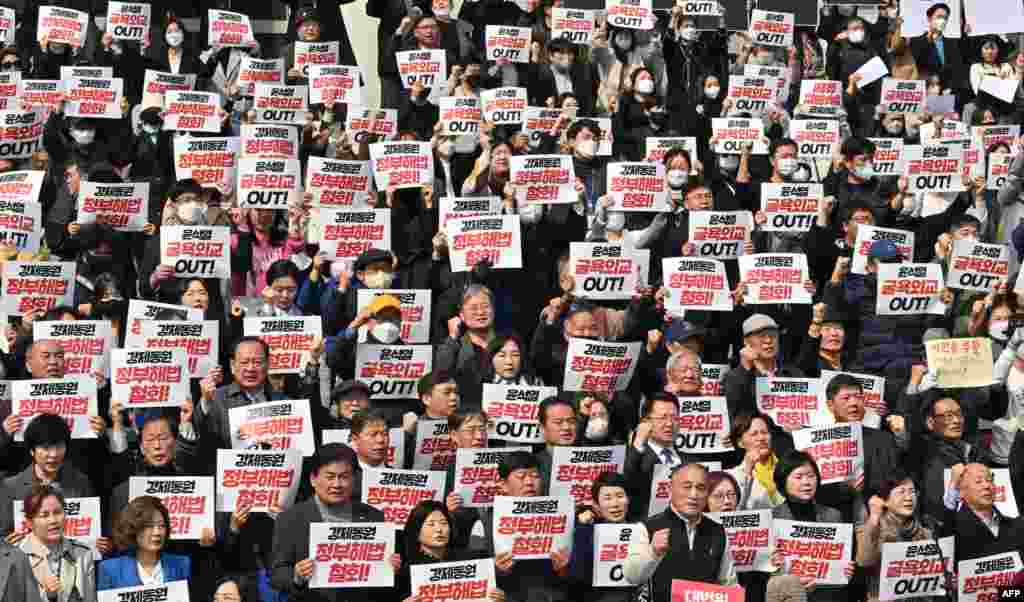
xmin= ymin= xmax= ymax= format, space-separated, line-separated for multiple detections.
xmin=585 ymin=415 xmax=609 ymax=440
xmin=166 ymin=31 xmax=184 ymax=47
xmin=176 ymin=201 xmax=208 ymax=224
xmin=433 ymin=6 xmax=449 ymax=17
xmin=437 ymin=140 xmax=454 ymax=158
xmin=363 ymin=271 xmax=394 ymax=289
xmin=848 ymin=30 xmax=865 ymax=44
xmin=606 ymin=211 xmax=626 ymax=232
xmin=680 ymin=27 xmax=698 ymax=42
xmin=705 ymin=86 xmax=720 ymax=98
xmin=576 ymin=138 xmax=596 ymax=158
xmin=520 ymin=203 xmax=544 ymax=224
xmin=142 ymin=124 xmax=161 ymax=135
xmin=720 ymin=155 xmax=740 ymax=171
xmin=777 ymin=157 xmax=799 ymax=176
xmin=990 ymin=320 xmax=1010 ymax=341
xmin=371 ymin=321 xmax=401 ymax=344
xmin=71 ymin=129 xmax=95 ymax=146
xmin=667 ymin=169 xmax=688 ymax=189
xmin=636 ymin=79 xmax=655 ymax=95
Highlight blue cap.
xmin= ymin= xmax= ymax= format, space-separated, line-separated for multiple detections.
xmin=665 ymin=319 xmax=707 ymax=343
xmin=868 ymin=239 xmax=903 ymax=261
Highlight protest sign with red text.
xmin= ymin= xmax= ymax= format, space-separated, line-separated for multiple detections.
xmin=481 ymin=384 xmax=556 ymax=445
xmin=1 ymin=261 xmax=74 ymax=314
xmin=355 ymin=345 xmax=433 ymax=400
xmin=228 ymin=398 xmax=315 ymax=456
xmin=550 ymin=446 xmax=626 ymax=504
xmin=216 ymin=449 xmax=301 ymax=512
xmin=739 ymin=254 xmax=812 ymax=304
xmin=447 ymin=215 xmax=523 ymax=271
xmin=773 ymin=520 xmax=853 ymax=585
xmin=34 ymin=320 xmax=113 ymax=377
xmin=244 ymin=316 xmax=321 ymax=375
xmin=129 ymin=476 xmax=214 ymax=540
xmin=111 ymin=349 xmax=188 ymax=408
xmin=562 ymin=339 xmax=640 ymax=393
xmin=493 ymin=496 xmax=574 ymax=559
xmin=309 ymin=523 xmax=396 ymax=588
xmin=77 ymin=181 xmax=148 ymax=231
xmin=364 ymin=468 xmax=445 ymax=527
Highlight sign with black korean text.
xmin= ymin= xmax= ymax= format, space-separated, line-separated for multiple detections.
xmin=346 ymin=106 xmax=398 ymax=141
xmin=791 ymin=119 xmax=840 ymax=159
xmin=793 ymin=423 xmax=865 ymax=484
xmin=606 ymin=162 xmax=668 ymax=212
xmin=606 ymin=0 xmax=656 ymax=29
xmin=550 ymin=446 xmax=626 ymax=504
xmin=160 ymin=226 xmax=230 ymax=279
xmin=562 ymin=339 xmax=640 ymax=393
xmin=453 ymin=447 xmax=532 ymax=508
xmin=957 ymin=551 xmax=1023 ymax=602
xmin=207 ymin=9 xmax=254 ymax=47
xmin=569 ymin=243 xmax=649 ymax=301
xmin=308 ymin=65 xmax=362 ymax=105
xmin=648 ymin=462 xmax=722 ymax=517
xmin=294 ymin=41 xmax=340 ymax=76
xmin=773 ymin=520 xmax=853 ymax=585
xmin=215 ymin=449 xmax=301 ymax=512
xmin=253 ymin=85 xmax=306 ymax=125
xmin=738 ymin=254 xmax=812 ymax=304
xmin=439 ymin=96 xmax=481 ymax=136
xmin=125 ymin=300 xmax=202 ymax=338
xmin=319 ymin=208 xmax=391 ymax=261
xmin=522 ymin=107 xmax=574 ymax=149
xmin=174 ymin=136 xmax=239 ymax=190
xmin=799 ymin=80 xmax=843 ymax=117
xmin=309 ymin=522 xmax=396 ymax=588
xmin=745 ymin=64 xmax=790 ymax=103
xmin=411 ymin=558 xmax=495 ymax=602
xmin=480 ymin=87 xmax=527 ymax=125
xmin=363 ymin=467 xmax=445 ymax=527
xmin=712 ymin=118 xmax=768 ymax=155
xmin=973 ymin=125 xmax=1019 ymax=151
xmin=356 ymin=289 xmax=430 ymax=344
xmin=238 ymin=57 xmax=284 ymax=96
xmin=0 ymin=172 xmax=43 ymax=252
xmin=0 ymin=72 xmax=19 ymax=111
xmin=227 ymin=398 xmax=316 ymax=456
xmin=759 ymin=184 xmax=820 ymax=232
xmin=593 ymin=524 xmax=639 ymax=587
xmin=111 ymin=349 xmax=188 ymax=408
xmin=688 ymin=211 xmax=753 ymax=259
xmin=128 ymin=476 xmax=215 ymax=540
xmin=127 ymin=320 xmax=219 ymax=378
xmin=369 ymin=141 xmax=433 ymax=189
xmin=749 ymin=9 xmax=794 ymax=47
xmin=702 ymin=364 xmax=731 ymax=396
xmin=164 ymin=91 xmax=222 ymax=133
xmin=237 ymin=158 xmax=301 ymax=209
xmin=447 ymin=215 xmax=523 ymax=271
xmin=880 ymin=79 xmax=925 ymax=114
xmin=674 ymin=397 xmax=731 ymax=453
xmin=644 ymin=137 xmax=698 ymax=163
xmin=481 ymin=384 xmax=556 ymax=444
xmin=925 ymin=337 xmax=994 ymax=388
xmin=0 ymin=110 xmax=46 ymax=159
xmin=869 ymin=138 xmax=905 ymax=177
xmin=11 ymin=378 xmax=96 ymax=440
xmin=77 ymin=181 xmax=148 ymax=231
xmin=662 ymin=257 xmax=733 ymax=312
xmin=552 ymin=8 xmax=595 ymax=43
xmin=728 ymin=76 xmax=778 ymax=116
xmin=18 ymin=80 xmax=62 ymax=111
xmin=493 ymin=496 xmax=574 ymax=559
xmin=142 ymin=70 xmax=196 ymax=109
xmin=988 ymin=153 xmax=1011 ymax=190
xmin=0 ymin=7 xmax=13 ymax=46
xmin=879 ymin=537 xmax=955 ymax=601
xmin=1 ymin=261 xmax=74 ymax=314
xmin=947 ymin=240 xmax=1009 ymax=292
xmin=241 ymin=124 xmax=297 ymax=159
xmin=510 ymin=154 xmax=576 ymax=204
xmin=439 ymin=196 xmax=502 ymax=230
xmin=38 ymin=6 xmax=88 ymax=46
xmin=98 ymin=582 xmax=190 ymax=602
xmin=396 ymin=50 xmax=447 ymax=89
xmin=820 ymin=370 xmax=888 ymax=417
xmin=755 ymin=377 xmax=827 ymax=430
xmin=708 ymin=510 xmax=775 ymax=573
xmin=107 ymin=2 xmax=150 ymax=41
xmin=34 ymin=320 xmax=113 ymax=376
xmin=244 ymin=316 xmax=322 ymax=375
xmin=485 ymin=25 xmax=532 ymax=62
xmin=355 ymin=345 xmax=433 ymax=399
xmin=12 ymin=497 xmax=100 ymax=544
xmin=851 ymin=225 xmax=915 ymax=275
xmin=412 ymin=418 xmax=456 ymax=471
xmin=903 ymin=145 xmax=965 ymax=192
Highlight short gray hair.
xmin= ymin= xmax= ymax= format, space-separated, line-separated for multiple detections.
xmin=666 ymin=349 xmax=702 ymax=375
xmin=461 ymin=284 xmax=494 ymax=308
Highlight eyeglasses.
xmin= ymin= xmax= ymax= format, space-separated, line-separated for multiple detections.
xmin=890 ymin=487 xmax=917 ymax=497
xmin=933 ymin=411 xmax=962 ymax=421
xmin=711 ymin=491 xmax=738 ymax=501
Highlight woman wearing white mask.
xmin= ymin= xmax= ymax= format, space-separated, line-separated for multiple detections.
xmin=990 ymin=301 xmax=1024 ymax=466
xmin=593 ymin=23 xmax=666 ymax=116
xmin=148 ymin=15 xmax=206 ymax=77
xmin=611 ymin=67 xmax=667 ymax=161
xmin=663 ymin=11 xmax=728 ymax=137
xmin=909 ymin=2 xmax=967 ymax=95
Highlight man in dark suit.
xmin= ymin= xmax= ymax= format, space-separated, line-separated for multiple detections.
xmin=816 ymin=373 xmax=903 ymax=524
xmin=526 ymin=37 xmax=596 ymax=115
xmin=624 ymin=393 xmax=682 ymax=520
xmin=271 ymin=443 xmax=390 ymax=601
xmin=347 ymin=409 xmax=394 ymax=499
xmin=535 ymin=396 xmax=579 ymax=496
xmin=943 ymin=463 xmax=1024 ymax=562
xmin=909 ymin=3 xmax=966 ymax=93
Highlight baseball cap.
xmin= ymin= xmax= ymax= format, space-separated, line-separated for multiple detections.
xmin=743 ymin=314 xmax=779 ymax=337
xmin=366 ymin=294 xmax=401 ymax=316
xmin=333 ymin=380 xmax=371 ymax=399
xmin=665 ymin=319 xmax=707 ymax=343
xmin=295 ymin=6 xmax=319 ymax=27
xmin=867 ymin=239 xmax=903 ymax=262
xmin=353 ymin=248 xmax=392 ymax=272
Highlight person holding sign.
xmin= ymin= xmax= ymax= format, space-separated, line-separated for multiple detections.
xmin=854 ymin=474 xmax=941 ymax=602
xmin=723 ymin=315 xmax=805 ymax=421
xmin=727 ymin=413 xmax=788 ymax=510
xmin=624 ymin=393 xmax=681 ymax=520
xmin=467 ymin=450 xmax=572 ymax=602
xmin=909 ymin=4 xmax=967 ymax=102
xmin=97 ymin=496 xmax=190 ymax=589
xmin=396 ymin=500 xmax=507 ymax=602
xmin=16 ymin=485 xmax=96 ymax=602
xmin=271 ymin=444 xmax=388 ymax=601
xmin=827 ymin=16 xmax=884 ymax=136
xmin=566 ymin=472 xmax=636 ymax=601
xmin=624 ymin=463 xmax=737 ymax=597
xmin=794 ymin=305 xmax=852 ymax=376
xmin=527 ymin=38 xmax=596 ymax=116
xmin=940 ymin=463 xmax=1024 ymax=561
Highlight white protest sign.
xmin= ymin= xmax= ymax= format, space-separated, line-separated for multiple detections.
xmin=447 ymin=214 xmax=523 ymax=271
xmin=688 ymin=211 xmax=753 ymax=260
xmin=0 ymin=191 xmax=42 ymax=253
xmin=947 ymin=239 xmax=1009 ymax=292
xmin=308 ymin=522 xmax=396 ymax=589
xmin=63 ymin=78 xmax=123 ymax=119
xmin=207 ymin=9 xmax=254 ymax=47
xmin=453 ymin=447 xmax=532 ymax=508
xmin=0 ymin=110 xmax=45 ymax=159
xmin=164 ymin=91 xmax=222 ymax=133
xmin=77 ymin=181 xmax=148 ymax=232
xmin=294 ymin=41 xmax=340 ymax=76
xmin=355 ymin=345 xmax=433 ymax=399
xmin=925 ymin=337 xmax=994 ymax=389
xmin=738 ymin=254 xmax=812 ymax=305
xmin=552 ymin=8 xmax=595 ymax=44
xmin=0 ymin=7 xmax=14 ymax=46
xmin=38 ymin=6 xmax=88 ymax=46
xmin=173 ymin=136 xmax=239 ymax=190
xmin=480 ymin=87 xmax=527 ymax=125
xmin=439 ymin=96 xmax=481 ymax=136
xmin=111 ymin=349 xmax=189 ymax=408
xmin=593 ymin=524 xmax=640 ymax=587
xmin=878 ymin=537 xmax=955 ymax=601
xmin=308 ymin=65 xmax=362 ymax=105
xmin=562 ymin=339 xmax=641 ymax=393
xmin=160 ymin=225 xmax=231 ymax=279
xmin=237 ymin=158 xmax=302 ymax=209
xmin=511 ymin=154 xmax=576 ymax=204
xmin=675 ymin=396 xmax=732 ymax=453
xmin=244 ymin=316 xmax=321 ymax=375
xmin=11 ymin=378 xmax=97 ymax=440
xmin=708 ymin=510 xmax=775 ymax=573
xmin=363 ymin=467 xmax=445 ymax=527
xmin=851 ymin=225 xmax=915 ymax=275
xmin=12 ymin=497 xmax=100 ymax=545
xmin=728 ymin=75 xmax=778 ymax=116
xmin=142 ymin=70 xmax=196 ymax=109
xmin=550 ymin=446 xmax=626 ymax=504
xmin=793 ymin=423 xmax=865 ymax=485
xmin=493 ymin=496 xmax=574 ymax=559
xmin=662 ymin=257 xmax=733 ymax=313
xmin=904 ymin=144 xmax=964 ymax=192
xmin=799 ymin=80 xmax=843 ymax=117
xmin=128 ymin=476 xmax=215 ymax=540
xmin=773 ymin=520 xmax=854 ymax=585
xmin=18 ymin=80 xmax=62 ymax=111
xmin=369 ymin=141 xmax=433 ymax=189
xmin=241 ymin=124 xmax=298 ymax=159
xmin=131 ymin=321 xmax=219 ymax=379
xmin=319 ymin=208 xmax=391 ymax=262
xmin=791 ymin=119 xmax=840 ymax=159
xmin=215 ymin=448 xmax=302 ymax=512
xmin=760 ymin=184 xmax=821 ymax=232
xmin=238 ymin=57 xmax=284 ymax=96
xmin=396 ymin=50 xmax=447 ymax=89
xmin=253 ymin=84 xmax=306 ymax=125
xmin=439 ymin=196 xmax=502 ymax=230
xmin=345 ymin=106 xmax=398 ymax=141
xmin=702 ymin=364 xmax=731 ymax=397
xmin=411 ymin=558 xmax=495 ymax=602
xmin=988 ymin=153 xmax=1011 ymax=190
xmin=569 ymin=242 xmax=649 ymax=301
xmin=98 ymin=583 xmax=190 ymax=602
xmin=606 ymin=0 xmax=656 ymax=29
xmin=958 ymin=551 xmax=1023 ymax=602
xmin=485 ymin=25 xmax=531 ymax=62
xmin=125 ymin=300 xmax=202 ymax=338
xmin=481 ymin=384 xmax=556 ymax=445
xmin=1 ymin=261 xmax=75 ymax=315
xmin=228 ymin=398 xmax=316 ymax=456
xmin=356 ymin=289 xmax=431 ymax=344
xmin=869 ymin=138 xmax=905 ymax=177
xmin=412 ymin=418 xmax=456 ymax=471
xmin=606 ymin=162 xmax=669 ymax=212
xmin=756 ymin=377 xmax=827 ymax=430
xmin=34 ymin=321 xmax=113 ymax=377
xmin=881 ymin=79 xmax=925 ymax=114
xmin=107 ymin=2 xmax=150 ymax=41
xmin=749 ymin=9 xmax=794 ymax=47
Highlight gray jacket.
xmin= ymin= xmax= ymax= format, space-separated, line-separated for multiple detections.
xmin=0 ymin=543 xmax=33 ymax=602
xmin=19 ymin=536 xmax=96 ymax=602
xmin=0 ymin=466 xmax=95 ymax=535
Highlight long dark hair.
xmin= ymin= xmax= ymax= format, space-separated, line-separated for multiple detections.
xmin=483 ymin=333 xmax=536 ymax=382
xmin=402 ymin=501 xmax=454 ymax=562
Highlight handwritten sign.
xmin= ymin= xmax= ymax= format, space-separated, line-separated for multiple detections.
xmin=925 ymin=337 xmax=993 ymax=388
